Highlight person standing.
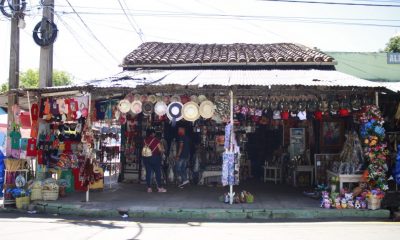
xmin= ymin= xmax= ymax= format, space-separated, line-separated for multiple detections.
xmin=176 ymin=127 xmax=191 ymax=188
xmin=143 ymin=129 xmax=167 ymax=193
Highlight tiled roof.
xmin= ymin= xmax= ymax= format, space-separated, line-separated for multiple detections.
xmin=123 ymin=42 xmax=335 ymax=68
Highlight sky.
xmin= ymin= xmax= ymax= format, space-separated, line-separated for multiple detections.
xmin=0 ymin=0 xmax=399 ymax=85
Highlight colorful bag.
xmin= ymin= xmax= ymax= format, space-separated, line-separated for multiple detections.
xmin=141 ymin=138 xmax=156 ymax=157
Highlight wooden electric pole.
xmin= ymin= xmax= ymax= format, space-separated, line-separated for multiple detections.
xmin=39 ymin=0 xmax=54 ymax=88
xmin=7 ymin=0 xmax=20 ymax=155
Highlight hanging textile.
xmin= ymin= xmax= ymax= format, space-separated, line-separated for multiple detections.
xmin=396 ymin=145 xmax=400 ymax=185
xmin=222 ymin=152 xmax=235 ymax=186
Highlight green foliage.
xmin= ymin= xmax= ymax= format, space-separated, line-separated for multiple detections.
xmin=385 ymin=36 xmax=400 ymax=53
xmin=0 ymin=69 xmax=73 ymax=93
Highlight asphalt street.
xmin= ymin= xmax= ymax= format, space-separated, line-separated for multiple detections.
xmin=0 ymin=213 xmax=398 ymax=240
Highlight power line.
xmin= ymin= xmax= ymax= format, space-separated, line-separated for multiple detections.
xmin=64 ymin=0 xmax=120 ymax=64
xmin=258 ymin=0 xmax=400 ymax=7
xmin=55 ymin=10 xmax=400 ymax=28
xmin=117 ymin=0 xmax=144 ymax=43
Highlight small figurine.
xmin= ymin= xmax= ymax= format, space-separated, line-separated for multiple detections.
xmin=361 ymin=200 xmax=367 ymax=209
xmin=355 ymin=199 xmax=361 ymax=209
xmin=335 ymin=197 xmax=342 ymax=209
xmin=347 ymin=200 xmax=354 ymax=209
xmin=341 ymin=198 xmax=347 ymax=209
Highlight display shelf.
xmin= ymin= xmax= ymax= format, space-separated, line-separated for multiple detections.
xmin=326 ymin=170 xmax=362 ymax=191
xmin=314 ymin=153 xmax=340 ymax=185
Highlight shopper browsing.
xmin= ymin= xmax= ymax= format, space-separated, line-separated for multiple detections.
xmin=176 ymin=127 xmax=191 ymax=188
xmin=142 ymin=128 xmax=167 ymax=193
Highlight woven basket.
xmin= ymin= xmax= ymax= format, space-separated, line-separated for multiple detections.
xmin=30 ymin=188 xmax=43 ymax=201
xmin=16 ymin=196 xmax=30 ymax=209
xmin=42 ymin=189 xmax=59 ymax=201
xmin=368 ymin=197 xmax=381 ymax=210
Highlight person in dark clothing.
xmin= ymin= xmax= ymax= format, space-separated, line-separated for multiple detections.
xmin=175 ymin=127 xmax=191 ymax=188
xmin=143 ymin=128 xmax=167 ymax=193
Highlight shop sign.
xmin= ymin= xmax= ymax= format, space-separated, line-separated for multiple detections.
xmin=387 ymin=53 xmax=400 ymax=64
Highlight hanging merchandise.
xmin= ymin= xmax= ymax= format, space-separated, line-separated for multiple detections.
xmin=199 ymin=100 xmax=215 ymax=119
xmin=222 ymin=151 xmax=235 ymax=186
xmin=167 ymin=102 xmax=183 ymax=126
xmin=32 ymin=18 xmax=58 ymax=46
xmin=183 ymin=101 xmax=200 ymax=122
xmin=0 ymin=150 xmax=4 ymax=197
xmin=395 ymin=145 xmax=400 ymax=185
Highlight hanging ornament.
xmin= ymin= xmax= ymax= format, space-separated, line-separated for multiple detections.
xmin=32 ymin=17 xmax=58 ymax=46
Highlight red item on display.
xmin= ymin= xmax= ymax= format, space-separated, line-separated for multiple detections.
xmin=281 ymin=111 xmax=289 ymax=120
xmin=30 ymin=121 xmax=38 ymax=138
xmin=314 ymin=111 xmax=323 ymax=120
xmin=37 ymin=150 xmax=43 ymax=164
xmin=339 ymin=109 xmax=349 ymax=117
xmin=31 ymin=103 xmax=39 ymax=121
xmin=73 ymin=168 xmax=88 ymax=191
xmin=26 ymin=138 xmax=37 ymax=157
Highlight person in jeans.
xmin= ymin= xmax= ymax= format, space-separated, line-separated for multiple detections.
xmin=175 ymin=127 xmax=191 ymax=188
xmin=143 ymin=129 xmax=167 ymax=193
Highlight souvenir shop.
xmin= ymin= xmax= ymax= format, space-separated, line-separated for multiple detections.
xmin=1 ymin=80 xmax=395 ymax=209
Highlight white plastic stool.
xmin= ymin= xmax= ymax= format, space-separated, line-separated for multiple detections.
xmin=263 ymin=165 xmax=281 ymax=184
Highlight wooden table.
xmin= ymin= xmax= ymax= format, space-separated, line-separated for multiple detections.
xmin=293 ymin=165 xmax=314 ymax=187
xmin=326 ymin=170 xmax=362 ymax=191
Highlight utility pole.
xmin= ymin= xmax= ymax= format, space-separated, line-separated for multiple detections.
xmin=39 ymin=0 xmax=54 ymax=88
xmin=7 ymin=0 xmax=20 ymax=155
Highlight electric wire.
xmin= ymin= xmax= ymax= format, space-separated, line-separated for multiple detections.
xmin=258 ymin=0 xmax=400 ymax=7
xmin=55 ymin=10 xmax=400 ymax=28
xmin=117 ymin=0 xmax=144 ymax=43
xmin=122 ymin=0 xmax=145 ymax=42
xmin=64 ymin=0 xmax=120 ymax=64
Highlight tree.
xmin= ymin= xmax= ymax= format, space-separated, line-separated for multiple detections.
xmin=0 ymin=69 xmax=74 ymax=93
xmin=385 ymin=35 xmax=400 ymax=53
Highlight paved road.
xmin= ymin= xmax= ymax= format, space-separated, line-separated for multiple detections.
xmin=0 ymin=213 xmax=398 ymax=240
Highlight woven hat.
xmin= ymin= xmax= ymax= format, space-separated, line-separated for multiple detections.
xmin=180 ymin=95 xmax=190 ymax=104
xmin=148 ymin=95 xmax=157 ymax=104
xmin=190 ymin=95 xmax=199 ymax=104
xmin=170 ymin=95 xmax=181 ymax=103
xmin=118 ymin=99 xmax=131 ymax=113
xmin=154 ymin=101 xmax=168 ymax=116
xmin=142 ymin=101 xmax=154 ymax=116
xmin=133 ymin=94 xmax=141 ymax=101
xmin=183 ymin=101 xmax=200 ymax=122
xmin=199 ymin=100 xmax=215 ymax=119
xmin=167 ymin=102 xmax=183 ymax=123
xmin=198 ymin=95 xmax=207 ymax=103
xmin=130 ymin=100 xmax=142 ymax=114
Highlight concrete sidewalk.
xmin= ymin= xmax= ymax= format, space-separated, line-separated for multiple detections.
xmin=1 ymin=182 xmax=391 ymax=220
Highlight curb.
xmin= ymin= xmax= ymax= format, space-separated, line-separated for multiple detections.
xmin=1 ymin=202 xmax=391 ymax=220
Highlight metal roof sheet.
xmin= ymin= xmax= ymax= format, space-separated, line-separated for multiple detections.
xmin=82 ymin=69 xmax=383 ymax=88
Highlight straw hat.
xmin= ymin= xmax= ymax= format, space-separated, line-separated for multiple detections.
xmin=163 ymin=95 xmax=170 ymax=104
xmin=130 ymin=100 xmax=142 ymax=114
xmin=183 ymin=101 xmax=200 ymax=122
xmin=198 ymin=95 xmax=207 ymax=103
xmin=148 ymin=95 xmax=157 ymax=104
xmin=133 ymin=94 xmax=141 ymax=101
xmin=118 ymin=99 xmax=131 ymax=113
xmin=199 ymin=100 xmax=215 ymax=119
xmin=142 ymin=101 xmax=154 ymax=116
xmin=190 ymin=95 xmax=199 ymax=104
xmin=170 ymin=95 xmax=181 ymax=103
xmin=180 ymin=95 xmax=190 ymax=104
xmin=154 ymin=101 xmax=168 ymax=116
xmin=167 ymin=102 xmax=183 ymax=122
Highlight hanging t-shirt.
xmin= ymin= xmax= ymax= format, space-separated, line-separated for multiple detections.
xmin=26 ymin=138 xmax=37 ymax=157
xmin=37 ymin=150 xmax=43 ymax=164
xmin=95 ymin=101 xmax=107 ymax=120
xmin=50 ymin=99 xmax=59 ymax=115
xmin=65 ymin=98 xmax=78 ymax=113
xmin=0 ymin=132 xmax=5 ymax=147
xmin=9 ymin=130 xmax=22 ymax=149
xmin=31 ymin=103 xmax=39 ymax=121
xmin=57 ymin=98 xmax=68 ymax=114
xmin=43 ymin=98 xmax=51 ymax=115
xmin=20 ymin=138 xmax=28 ymax=151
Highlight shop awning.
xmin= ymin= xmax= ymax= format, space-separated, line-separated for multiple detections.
xmin=81 ymin=69 xmax=384 ymax=89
